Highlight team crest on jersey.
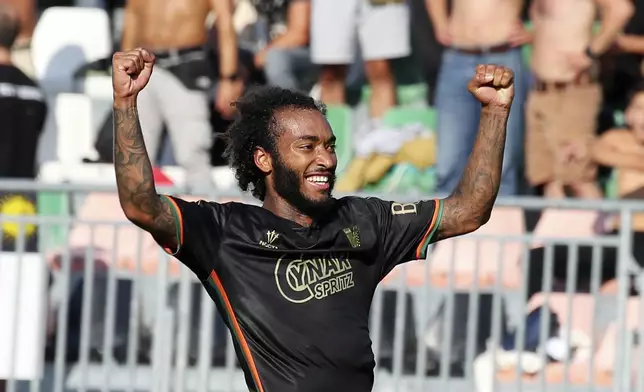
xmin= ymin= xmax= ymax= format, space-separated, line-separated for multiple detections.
xmin=343 ymin=225 xmax=361 ymax=248
xmin=274 ymin=255 xmax=355 ymax=304
xmin=260 ymin=230 xmax=280 ymax=249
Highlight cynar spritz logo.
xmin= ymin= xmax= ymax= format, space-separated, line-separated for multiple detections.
xmin=274 ymin=255 xmax=355 ymax=304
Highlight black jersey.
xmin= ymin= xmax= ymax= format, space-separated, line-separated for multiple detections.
xmin=158 ymin=195 xmax=444 ymax=392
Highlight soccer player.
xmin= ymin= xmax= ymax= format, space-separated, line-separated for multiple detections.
xmin=112 ymin=48 xmax=514 ymax=392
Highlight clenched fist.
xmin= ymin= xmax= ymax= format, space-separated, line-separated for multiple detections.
xmin=112 ymin=48 xmax=156 ymax=100
xmin=468 ymin=64 xmax=514 ymax=110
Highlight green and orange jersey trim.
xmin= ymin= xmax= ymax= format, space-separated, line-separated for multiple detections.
xmin=158 ymin=194 xmax=265 ymax=392
xmin=415 ymin=199 xmax=444 ymax=260
xmin=159 ymin=195 xmax=184 ymax=256
xmin=206 ymin=271 xmax=265 ymax=392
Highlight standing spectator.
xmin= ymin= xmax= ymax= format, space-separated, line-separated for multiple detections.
xmin=0 ymin=3 xmax=46 ymax=180
xmin=0 ymin=7 xmax=45 ymax=387
xmin=252 ymin=0 xmax=317 ymax=92
xmin=121 ymin=0 xmax=242 ymax=192
xmin=0 ymin=0 xmax=36 ymax=78
xmin=427 ymin=0 xmax=530 ymax=197
xmin=310 ymin=0 xmax=410 ymax=128
xmin=526 ymin=0 xmax=633 ymax=199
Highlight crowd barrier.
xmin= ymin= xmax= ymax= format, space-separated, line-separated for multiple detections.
xmin=1 ymin=181 xmax=644 ymax=392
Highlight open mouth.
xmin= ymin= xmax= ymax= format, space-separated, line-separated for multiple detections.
xmin=305 ymin=174 xmax=330 ymax=190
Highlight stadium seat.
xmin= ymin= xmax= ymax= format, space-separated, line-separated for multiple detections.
xmin=382 ymin=106 xmax=437 ymax=130
xmin=325 ymin=104 xmax=354 ymax=175
xmin=37 ymin=191 xmax=70 ymax=251
xmin=381 ymin=206 xmax=525 ymax=289
xmin=55 ymin=93 xmax=95 ymax=166
xmin=363 ymin=164 xmax=436 ymax=194
xmin=31 ymin=7 xmax=112 ymax=92
xmin=521 ymin=22 xmax=533 ymax=68
xmin=37 ymin=162 xmax=239 ymax=192
xmin=361 ymin=83 xmax=429 ymax=108
xmin=605 ymin=169 xmax=620 ymax=199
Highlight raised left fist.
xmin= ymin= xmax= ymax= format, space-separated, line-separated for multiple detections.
xmin=468 ymin=64 xmax=515 ymax=110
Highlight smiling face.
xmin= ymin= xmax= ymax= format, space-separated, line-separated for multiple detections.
xmin=257 ymin=108 xmax=338 ymax=216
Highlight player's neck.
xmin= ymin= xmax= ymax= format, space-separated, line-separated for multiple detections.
xmin=262 ymin=196 xmax=313 ymax=228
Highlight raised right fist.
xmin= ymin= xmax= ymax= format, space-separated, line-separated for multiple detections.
xmin=112 ymin=48 xmax=155 ymax=100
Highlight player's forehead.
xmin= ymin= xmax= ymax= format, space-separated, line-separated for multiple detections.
xmin=273 ymin=108 xmax=334 ymax=146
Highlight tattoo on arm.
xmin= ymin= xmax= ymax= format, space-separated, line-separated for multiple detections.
xmin=437 ymin=108 xmax=509 ymax=240
xmin=113 ymin=104 xmax=177 ymax=247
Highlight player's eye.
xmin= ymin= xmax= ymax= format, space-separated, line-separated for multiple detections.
xmin=327 ymin=144 xmax=336 ymax=152
xmin=300 ymin=144 xmax=313 ymax=150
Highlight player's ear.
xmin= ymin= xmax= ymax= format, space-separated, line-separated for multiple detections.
xmin=254 ymin=147 xmax=272 ymax=174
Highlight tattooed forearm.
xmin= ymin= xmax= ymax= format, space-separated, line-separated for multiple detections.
xmin=437 ymin=107 xmax=509 ymax=240
xmin=113 ymin=102 xmax=176 ymax=245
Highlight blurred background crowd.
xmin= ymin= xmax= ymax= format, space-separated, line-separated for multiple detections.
xmin=2 ymin=0 xmax=644 ymax=201
xmin=3 ymin=0 xmax=644 ymax=389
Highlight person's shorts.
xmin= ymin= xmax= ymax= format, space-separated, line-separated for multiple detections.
xmin=525 ymin=82 xmax=602 ymax=186
xmin=310 ymin=0 xmax=410 ymax=64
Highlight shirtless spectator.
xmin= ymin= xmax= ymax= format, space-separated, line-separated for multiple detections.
xmin=427 ymin=0 xmax=530 ymax=196
xmin=0 ymin=0 xmax=36 ymax=78
xmin=526 ymin=0 xmax=633 ymax=199
xmin=252 ymin=0 xmax=317 ymax=92
xmin=121 ymin=0 xmax=242 ymax=191
xmin=593 ymin=83 xmax=644 ymax=262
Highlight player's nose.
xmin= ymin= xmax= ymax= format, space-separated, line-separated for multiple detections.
xmin=316 ymin=148 xmax=337 ymax=172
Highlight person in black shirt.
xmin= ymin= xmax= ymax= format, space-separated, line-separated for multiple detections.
xmin=0 ymin=3 xmax=46 ymax=180
xmin=111 ymin=48 xmax=515 ymax=392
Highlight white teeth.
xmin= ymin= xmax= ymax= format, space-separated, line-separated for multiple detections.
xmin=307 ymin=176 xmax=328 ymax=184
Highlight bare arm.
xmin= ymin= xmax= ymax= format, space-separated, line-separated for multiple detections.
xmin=592 ymin=132 xmax=644 ymax=172
xmin=113 ymin=99 xmax=177 ymax=248
xmin=211 ymin=0 xmax=238 ymax=78
xmin=589 ymin=0 xmax=634 ymax=55
xmin=615 ymin=34 xmax=644 ymax=54
xmin=120 ymin=0 xmax=140 ymax=51
xmin=267 ymin=0 xmax=311 ymax=48
xmin=436 ymin=107 xmax=508 ymax=240
xmin=425 ymin=0 xmax=450 ymax=43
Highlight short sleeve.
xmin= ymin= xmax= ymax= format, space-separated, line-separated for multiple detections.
xmin=364 ymin=197 xmax=444 ymax=278
xmin=158 ymin=195 xmax=229 ymax=280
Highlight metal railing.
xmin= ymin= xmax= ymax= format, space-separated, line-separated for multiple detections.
xmin=0 ymin=180 xmax=643 ymax=392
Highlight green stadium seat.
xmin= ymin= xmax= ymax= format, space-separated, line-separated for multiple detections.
xmin=613 ymin=110 xmax=626 ymax=127
xmin=361 ymin=83 xmax=428 ymax=107
xmin=325 ymin=104 xmax=354 ymax=175
xmin=37 ymin=191 xmax=70 ymax=250
xmin=605 ymin=170 xmax=619 ymax=199
xmin=382 ymin=106 xmax=437 ymax=130
xmin=364 ymin=164 xmax=436 ymax=194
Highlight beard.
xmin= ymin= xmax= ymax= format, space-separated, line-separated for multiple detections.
xmin=272 ymin=155 xmax=336 ymax=218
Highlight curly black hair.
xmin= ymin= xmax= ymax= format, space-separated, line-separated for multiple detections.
xmin=223 ymin=86 xmax=327 ymax=201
